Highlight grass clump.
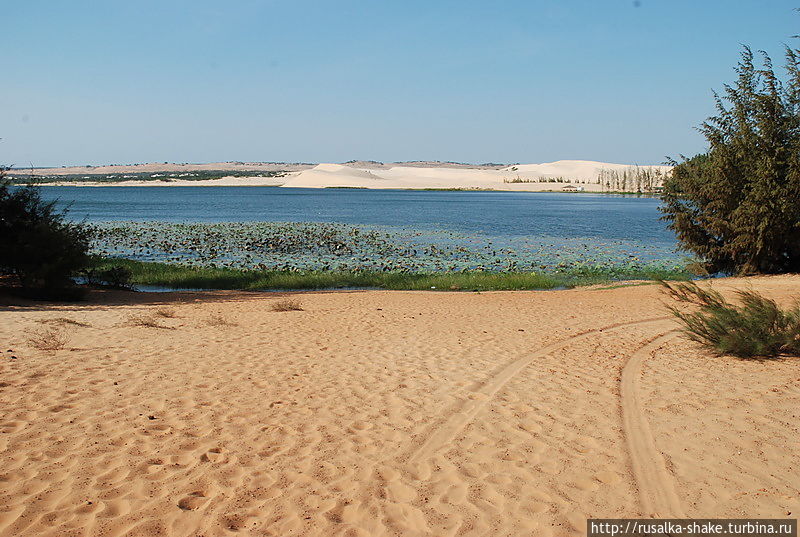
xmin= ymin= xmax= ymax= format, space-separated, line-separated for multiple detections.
xmin=27 ymin=326 xmax=70 ymax=351
xmin=154 ymin=307 xmax=177 ymax=318
xmin=271 ymin=299 xmax=303 ymax=312
xmin=662 ymin=281 xmax=800 ymax=358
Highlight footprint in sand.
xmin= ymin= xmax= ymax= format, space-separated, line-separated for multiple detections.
xmin=571 ymin=477 xmax=599 ymax=491
xmin=96 ymin=466 xmax=131 ymax=486
xmin=519 ymin=419 xmax=543 ymax=433
xmin=145 ymin=459 xmax=166 ymax=476
xmin=375 ymin=465 xmax=401 ymax=482
xmin=526 ymin=501 xmax=549 ymax=514
xmin=385 ymin=480 xmax=417 ymax=503
xmin=404 ymin=462 xmax=431 ymax=481
xmin=349 ymin=420 xmax=373 ymax=432
xmin=220 ymin=513 xmax=262 ymax=532
xmin=201 ymin=448 xmax=225 ymax=463
xmin=177 ymin=491 xmax=211 ymax=511
xmin=442 ymin=483 xmax=468 ymax=505
xmin=594 ymin=470 xmax=621 ymax=485
xmin=97 ymin=499 xmax=132 ymax=518
xmin=0 ymin=421 xmax=26 ymax=434
xmin=459 ymin=462 xmax=487 ymax=479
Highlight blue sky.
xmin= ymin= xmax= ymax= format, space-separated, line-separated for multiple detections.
xmin=2 ymin=1 xmax=798 ymax=167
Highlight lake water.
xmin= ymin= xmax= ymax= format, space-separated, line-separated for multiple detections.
xmin=40 ymin=187 xmax=683 ymax=272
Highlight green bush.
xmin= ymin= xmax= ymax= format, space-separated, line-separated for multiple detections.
xmin=0 ymin=169 xmax=92 ymax=294
xmin=660 ymin=46 xmax=800 ymax=274
xmin=662 ymin=281 xmax=800 ymax=358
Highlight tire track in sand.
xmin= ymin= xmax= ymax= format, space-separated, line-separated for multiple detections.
xmin=407 ymin=316 xmax=671 ymax=465
xmin=620 ymin=331 xmax=685 ymax=517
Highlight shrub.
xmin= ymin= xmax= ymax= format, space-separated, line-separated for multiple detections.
xmin=660 ymin=46 xmax=800 ymax=274
xmin=662 ymin=281 xmax=800 ymax=358
xmin=0 ymin=169 xmax=92 ymax=293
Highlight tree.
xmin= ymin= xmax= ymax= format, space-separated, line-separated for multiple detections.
xmin=0 ymin=169 xmax=92 ymax=293
xmin=660 ymin=46 xmax=800 ymax=274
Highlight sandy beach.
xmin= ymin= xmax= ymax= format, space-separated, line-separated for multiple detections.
xmin=1 ymin=276 xmax=798 ymax=536
xmin=17 ymin=160 xmax=671 ymax=192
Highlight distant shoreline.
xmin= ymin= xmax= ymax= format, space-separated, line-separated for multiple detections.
xmin=33 ymin=182 xmax=661 ymax=196
xmin=9 ymin=159 xmax=671 ymax=193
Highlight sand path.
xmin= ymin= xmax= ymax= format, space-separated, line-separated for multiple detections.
xmin=620 ymin=332 xmax=683 ymax=518
xmin=409 ymin=317 xmax=670 ymax=465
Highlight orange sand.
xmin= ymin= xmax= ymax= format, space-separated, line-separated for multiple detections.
xmin=1 ymin=276 xmax=798 ymax=536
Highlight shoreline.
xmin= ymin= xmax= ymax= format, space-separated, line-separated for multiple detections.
xmin=10 ymin=159 xmax=671 ymax=193
xmin=33 ymin=180 xmax=661 ymax=195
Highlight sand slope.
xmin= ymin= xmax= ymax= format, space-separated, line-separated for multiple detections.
xmin=1 ymin=276 xmax=798 ymax=536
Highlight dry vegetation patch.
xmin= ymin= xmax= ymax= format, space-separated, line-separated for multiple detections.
xmin=206 ymin=314 xmax=237 ymax=327
xmin=27 ymin=327 xmax=70 ymax=351
xmin=154 ymin=307 xmax=178 ymax=318
xmin=271 ymin=299 xmax=303 ymax=312
xmin=128 ymin=313 xmax=174 ymax=330
xmin=37 ymin=317 xmax=91 ymax=328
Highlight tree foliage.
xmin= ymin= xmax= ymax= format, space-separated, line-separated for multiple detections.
xmin=660 ymin=46 xmax=800 ymax=274
xmin=0 ymin=169 xmax=92 ymax=293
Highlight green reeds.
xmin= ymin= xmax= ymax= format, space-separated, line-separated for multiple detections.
xmin=89 ymin=257 xmax=689 ymax=292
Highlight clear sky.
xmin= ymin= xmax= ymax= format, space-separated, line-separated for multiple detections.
xmin=2 ymin=1 xmax=798 ymax=167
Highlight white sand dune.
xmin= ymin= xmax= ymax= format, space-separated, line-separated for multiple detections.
xmin=281 ymin=160 xmax=671 ymax=191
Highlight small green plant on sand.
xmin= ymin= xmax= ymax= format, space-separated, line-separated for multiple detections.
xmin=661 ymin=281 xmax=800 ymax=358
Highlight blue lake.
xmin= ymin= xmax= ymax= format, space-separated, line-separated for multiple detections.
xmin=40 ymin=187 xmax=683 ymax=272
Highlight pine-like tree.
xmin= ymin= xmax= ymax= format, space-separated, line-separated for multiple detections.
xmin=660 ymin=46 xmax=800 ymax=274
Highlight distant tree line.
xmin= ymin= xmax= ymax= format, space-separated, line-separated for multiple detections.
xmin=598 ymin=166 xmax=667 ymax=193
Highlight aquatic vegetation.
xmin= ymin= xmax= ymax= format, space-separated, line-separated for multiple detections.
xmin=89 ymin=258 xmax=689 ymax=292
xmin=88 ymin=221 xmax=687 ymax=277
